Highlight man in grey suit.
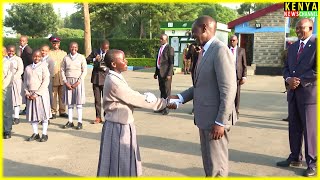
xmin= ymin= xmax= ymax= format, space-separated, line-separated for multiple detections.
xmin=276 ymin=18 xmax=317 ymax=177
xmin=168 ymin=16 xmax=237 ymax=177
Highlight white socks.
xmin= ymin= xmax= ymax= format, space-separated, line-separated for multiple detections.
xmin=68 ymin=105 xmax=83 ymax=123
xmin=14 ymin=106 xmax=20 ymax=118
xmin=32 ymin=122 xmax=38 ymax=134
xmin=77 ymin=105 xmax=82 ymax=123
xmin=68 ymin=105 xmax=74 ymax=123
xmin=32 ymin=120 xmax=48 ymax=135
xmin=42 ymin=120 xmax=48 ymax=135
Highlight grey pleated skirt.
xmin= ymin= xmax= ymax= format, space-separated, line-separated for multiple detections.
xmin=12 ymin=79 xmax=23 ymax=106
xmin=63 ymin=77 xmax=85 ymax=105
xmin=26 ymin=90 xmax=52 ymax=122
xmin=97 ymin=121 xmax=142 ymax=177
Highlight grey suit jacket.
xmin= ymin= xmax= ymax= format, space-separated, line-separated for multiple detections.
xmin=181 ymin=37 xmax=237 ymax=130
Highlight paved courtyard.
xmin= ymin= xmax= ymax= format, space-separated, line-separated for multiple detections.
xmin=4 ymin=69 xmax=307 ymax=177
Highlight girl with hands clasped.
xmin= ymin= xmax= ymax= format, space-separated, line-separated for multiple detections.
xmin=97 ymin=49 xmax=170 ymax=177
xmin=24 ymin=50 xmax=52 ymax=142
xmin=61 ymin=42 xmax=87 ymax=130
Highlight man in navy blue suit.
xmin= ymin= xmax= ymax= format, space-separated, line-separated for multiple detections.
xmin=277 ymin=18 xmax=317 ymax=177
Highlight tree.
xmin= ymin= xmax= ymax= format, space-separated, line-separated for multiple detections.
xmin=237 ymin=3 xmax=274 ymax=15
xmin=83 ymin=3 xmax=92 ymax=57
xmin=5 ymin=3 xmax=58 ymax=38
xmin=199 ymin=3 xmax=238 ymax=24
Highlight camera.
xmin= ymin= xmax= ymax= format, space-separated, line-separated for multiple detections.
xmin=99 ymin=61 xmax=107 ymax=70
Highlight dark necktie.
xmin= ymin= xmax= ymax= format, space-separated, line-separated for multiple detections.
xmin=296 ymin=42 xmax=304 ymax=62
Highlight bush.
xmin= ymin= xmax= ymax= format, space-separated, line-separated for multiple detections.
xmin=3 ymin=38 xmax=159 ymax=58
xmin=127 ymin=58 xmax=155 ymax=67
xmin=57 ymin=28 xmax=84 ymax=38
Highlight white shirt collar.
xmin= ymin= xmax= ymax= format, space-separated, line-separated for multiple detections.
xmin=42 ymin=55 xmax=49 ymax=61
xmin=19 ymin=44 xmax=28 ymax=51
xmin=69 ymin=53 xmax=78 ymax=60
xmin=161 ymin=43 xmax=167 ymax=49
xmin=202 ymin=36 xmax=215 ymax=56
xmin=299 ymin=35 xmax=312 ymax=46
xmin=32 ymin=62 xmax=41 ymax=69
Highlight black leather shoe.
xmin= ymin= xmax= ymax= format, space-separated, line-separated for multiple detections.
xmin=60 ymin=113 xmax=68 ymax=118
xmin=276 ymin=159 xmax=302 ymax=167
xmin=63 ymin=122 xmax=74 ymax=129
xmin=304 ymin=167 xmax=316 ymax=177
xmin=282 ymin=118 xmax=288 ymax=122
xmin=75 ymin=122 xmax=83 ymax=130
xmin=50 ymin=114 xmax=56 ymax=119
xmin=19 ymin=109 xmax=26 ymax=115
xmin=3 ymin=132 xmax=11 ymax=139
xmin=162 ymin=109 xmax=169 ymax=115
xmin=27 ymin=133 xmax=40 ymax=141
xmin=40 ymin=134 xmax=48 ymax=142
xmin=13 ymin=118 xmax=20 ymax=125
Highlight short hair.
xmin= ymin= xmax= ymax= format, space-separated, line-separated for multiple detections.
xmin=101 ymin=40 xmax=110 ymax=45
xmin=194 ymin=15 xmax=217 ymax=33
xmin=104 ymin=49 xmax=124 ymax=70
xmin=6 ymin=45 xmax=15 ymax=50
xmin=20 ymin=35 xmax=28 ymax=40
xmin=297 ymin=18 xmax=314 ymax=28
xmin=69 ymin=41 xmax=78 ymax=47
xmin=32 ymin=50 xmax=41 ymax=56
xmin=41 ymin=44 xmax=50 ymax=50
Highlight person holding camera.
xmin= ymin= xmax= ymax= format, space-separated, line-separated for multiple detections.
xmin=86 ymin=40 xmax=110 ymax=124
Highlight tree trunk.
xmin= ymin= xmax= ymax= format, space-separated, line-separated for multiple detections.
xmin=83 ymin=3 xmax=91 ymax=57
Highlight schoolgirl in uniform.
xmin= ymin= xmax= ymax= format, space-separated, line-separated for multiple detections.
xmin=61 ymin=42 xmax=87 ymax=130
xmin=24 ymin=50 xmax=51 ymax=142
xmin=7 ymin=45 xmax=24 ymax=125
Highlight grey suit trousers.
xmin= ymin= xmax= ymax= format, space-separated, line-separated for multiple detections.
xmin=199 ymin=128 xmax=229 ymax=177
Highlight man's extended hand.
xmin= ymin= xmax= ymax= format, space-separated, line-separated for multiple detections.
xmin=210 ymin=124 xmax=224 ymax=140
xmin=166 ymin=76 xmax=171 ymax=80
xmin=167 ymin=95 xmax=179 ymax=109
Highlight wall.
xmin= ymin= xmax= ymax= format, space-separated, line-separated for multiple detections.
xmin=253 ymin=32 xmax=284 ymax=67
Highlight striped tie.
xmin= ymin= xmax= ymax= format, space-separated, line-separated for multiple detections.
xmin=296 ymin=42 xmax=304 ymax=62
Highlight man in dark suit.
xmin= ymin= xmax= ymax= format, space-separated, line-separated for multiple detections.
xmin=86 ymin=40 xmax=110 ymax=124
xmin=277 ymin=18 xmax=316 ymax=177
xmin=19 ymin=35 xmax=33 ymax=115
xmin=168 ymin=16 xmax=237 ymax=176
xmin=153 ymin=34 xmax=174 ymax=115
xmin=229 ymin=35 xmax=247 ymax=116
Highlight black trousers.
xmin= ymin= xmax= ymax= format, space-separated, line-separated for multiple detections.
xmin=93 ymin=84 xmax=104 ymax=118
xmin=235 ymin=80 xmax=241 ymax=113
xmin=157 ymin=75 xmax=172 ymax=99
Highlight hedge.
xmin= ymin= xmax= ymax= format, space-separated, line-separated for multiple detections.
xmin=127 ymin=58 xmax=155 ymax=67
xmin=3 ymin=38 xmax=159 ymax=58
